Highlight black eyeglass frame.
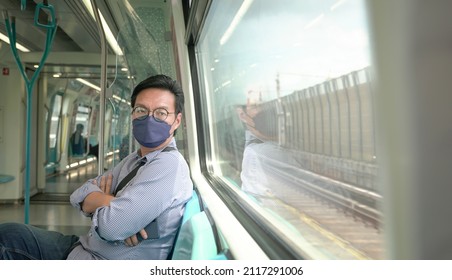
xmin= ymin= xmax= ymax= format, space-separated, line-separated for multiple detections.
xmin=132 ymin=106 xmax=175 ymax=122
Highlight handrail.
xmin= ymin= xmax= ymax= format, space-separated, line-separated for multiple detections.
xmin=107 ymin=97 xmax=118 ymax=167
xmin=3 ymin=2 xmax=57 ymax=224
xmin=90 ymin=0 xmax=107 ymax=175
xmin=43 ymin=103 xmax=50 ymax=166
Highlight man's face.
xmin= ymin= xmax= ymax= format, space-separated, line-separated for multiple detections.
xmin=133 ymin=88 xmax=181 ymax=135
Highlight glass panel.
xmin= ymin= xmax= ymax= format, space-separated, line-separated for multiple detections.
xmin=46 ymin=93 xmax=63 ymax=171
xmin=49 ymin=94 xmax=62 ymax=149
xmin=111 ymin=0 xmax=185 ymax=160
xmin=70 ymin=105 xmax=90 ymax=156
xmin=196 ymin=0 xmax=381 ymax=259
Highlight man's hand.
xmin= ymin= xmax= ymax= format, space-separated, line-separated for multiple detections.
xmin=99 ymin=173 xmax=148 ymax=246
xmin=85 ymin=173 xmax=148 ymax=245
xmin=97 ymin=173 xmax=113 ymax=194
xmin=81 ymin=174 xmax=114 ymax=213
xmin=124 ymin=229 xmax=148 ymax=246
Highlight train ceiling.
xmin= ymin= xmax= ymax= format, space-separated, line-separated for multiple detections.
xmin=0 ymin=0 xmax=169 ymax=86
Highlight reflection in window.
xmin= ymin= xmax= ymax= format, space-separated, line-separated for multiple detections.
xmin=196 ymin=0 xmax=382 ymax=259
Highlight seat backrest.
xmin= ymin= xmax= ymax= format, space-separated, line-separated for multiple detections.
xmin=171 ymin=211 xmax=218 ymax=260
xmin=166 ymin=189 xmax=201 ymax=260
xmin=181 ymin=190 xmax=200 ymax=225
xmin=0 ymin=174 xmax=14 ymax=184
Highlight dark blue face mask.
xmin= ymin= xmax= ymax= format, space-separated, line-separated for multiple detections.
xmin=132 ymin=117 xmax=171 ymax=148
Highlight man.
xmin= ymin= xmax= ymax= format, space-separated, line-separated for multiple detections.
xmin=0 ymin=74 xmax=193 ymax=260
xmin=70 ymin=123 xmax=86 ymax=155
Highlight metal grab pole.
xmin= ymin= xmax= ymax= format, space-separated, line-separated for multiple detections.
xmin=90 ymin=0 xmax=107 ymax=175
xmin=3 ymin=3 xmax=57 ymax=224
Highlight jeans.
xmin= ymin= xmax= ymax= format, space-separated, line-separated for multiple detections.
xmin=0 ymin=223 xmax=79 ymax=260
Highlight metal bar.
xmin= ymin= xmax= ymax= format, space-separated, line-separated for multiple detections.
xmin=290 ymin=94 xmax=300 ymax=150
xmin=315 ymin=85 xmax=325 ymax=154
xmin=352 ymin=71 xmax=364 ymax=161
xmin=302 ymin=89 xmax=312 ymax=152
xmin=309 ymin=87 xmax=317 ymax=153
xmin=91 ymin=0 xmax=107 ymax=175
xmin=365 ymin=68 xmax=377 ymax=160
xmin=297 ymin=91 xmax=306 ymax=151
xmin=342 ymin=76 xmax=352 ymax=159
xmin=331 ymin=80 xmax=342 ymax=158
xmin=3 ymin=6 xmax=57 ymax=224
xmin=107 ymin=97 xmax=118 ymax=167
xmin=324 ymin=82 xmax=334 ymax=156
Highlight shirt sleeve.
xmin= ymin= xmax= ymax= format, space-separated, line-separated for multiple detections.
xmin=69 ymin=160 xmax=124 ymax=216
xmin=93 ymin=153 xmax=185 ymax=241
xmin=69 ymin=177 xmax=103 ymax=217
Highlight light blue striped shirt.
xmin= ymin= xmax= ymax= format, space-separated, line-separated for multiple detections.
xmin=68 ymin=139 xmax=193 ymax=259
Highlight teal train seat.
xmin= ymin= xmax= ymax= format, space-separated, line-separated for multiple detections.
xmin=171 ymin=211 xmax=218 ymax=260
xmin=171 ymin=189 xmax=223 ymax=260
xmin=0 ymin=175 xmax=14 ymax=184
xmin=181 ymin=190 xmax=200 ymax=225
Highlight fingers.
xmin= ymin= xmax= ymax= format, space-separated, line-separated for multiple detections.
xmin=99 ymin=175 xmax=106 ymax=192
xmin=139 ymin=229 xmax=148 ymax=240
xmin=124 ymin=229 xmax=147 ymax=247
xmin=105 ymin=173 xmax=113 ymax=194
xmin=125 ymin=234 xmax=139 ymax=247
xmin=96 ymin=173 xmax=113 ymax=194
xmin=124 ymin=237 xmax=133 ymax=247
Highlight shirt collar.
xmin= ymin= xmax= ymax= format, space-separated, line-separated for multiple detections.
xmin=133 ymin=138 xmax=176 ymax=163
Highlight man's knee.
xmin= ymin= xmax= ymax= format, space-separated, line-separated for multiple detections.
xmin=0 ymin=223 xmax=38 ymax=260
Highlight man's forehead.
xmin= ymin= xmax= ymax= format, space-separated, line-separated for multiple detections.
xmin=136 ymin=88 xmax=175 ymax=107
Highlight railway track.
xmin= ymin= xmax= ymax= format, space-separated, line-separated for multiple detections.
xmin=249 ymin=154 xmax=384 ymax=259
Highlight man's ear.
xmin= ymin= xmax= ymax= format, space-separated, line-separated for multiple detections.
xmin=171 ymin=112 xmax=182 ymax=132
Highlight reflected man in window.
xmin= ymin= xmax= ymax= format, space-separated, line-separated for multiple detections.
xmin=236 ymin=95 xmax=279 ymax=198
xmin=236 ymin=92 xmax=298 ymax=206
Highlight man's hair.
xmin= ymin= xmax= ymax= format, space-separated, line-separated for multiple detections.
xmin=130 ymin=74 xmax=184 ymax=115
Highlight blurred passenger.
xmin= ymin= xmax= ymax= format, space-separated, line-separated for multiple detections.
xmin=0 ymin=74 xmax=193 ymax=260
xmin=70 ymin=123 xmax=86 ymax=155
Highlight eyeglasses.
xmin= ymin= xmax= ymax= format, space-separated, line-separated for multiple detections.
xmin=132 ymin=106 xmax=175 ymax=122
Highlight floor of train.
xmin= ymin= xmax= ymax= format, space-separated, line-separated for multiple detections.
xmin=0 ymin=159 xmax=106 ymax=236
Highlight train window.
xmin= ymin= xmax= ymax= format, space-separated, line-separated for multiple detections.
xmin=196 ymin=0 xmax=381 ymax=259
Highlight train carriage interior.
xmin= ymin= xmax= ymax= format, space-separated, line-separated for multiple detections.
xmin=1 ymin=0 xmax=452 ymax=260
